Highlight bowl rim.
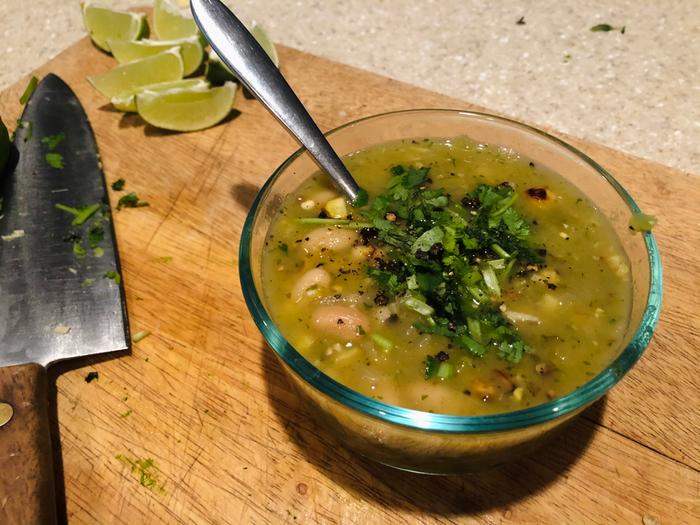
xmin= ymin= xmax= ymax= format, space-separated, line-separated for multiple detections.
xmin=239 ymin=108 xmax=663 ymax=433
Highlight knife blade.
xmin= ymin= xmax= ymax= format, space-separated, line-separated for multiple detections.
xmin=0 ymin=74 xmax=129 ymax=524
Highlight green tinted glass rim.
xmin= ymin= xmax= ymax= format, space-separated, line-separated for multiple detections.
xmin=239 ymin=109 xmax=663 ymax=433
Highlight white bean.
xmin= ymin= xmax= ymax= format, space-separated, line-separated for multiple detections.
xmin=302 ymin=228 xmax=358 ymax=254
xmin=292 ymin=267 xmax=331 ymax=302
xmin=312 ymin=305 xmax=369 ymax=340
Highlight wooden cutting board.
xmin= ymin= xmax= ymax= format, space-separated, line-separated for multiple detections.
xmin=0 ymin=35 xmax=698 ymax=525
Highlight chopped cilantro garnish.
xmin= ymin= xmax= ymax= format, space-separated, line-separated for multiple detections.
xmin=56 ymin=202 xmax=101 ymax=226
xmin=111 ymin=178 xmax=126 ymax=191
xmin=115 ymin=455 xmax=164 ymax=493
xmin=73 ymin=242 xmax=86 ymax=258
xmin=41 ymin=132 xmax=65 ymax=150
xmin=104 ymin=270 xmax=121 ymax=285
xmin=87 ymin=223 xmax=104 ymax=248
xmin=73 ymin=203 xmax=101 ymax=226
xmin=117 ymin=192 xmax=149 ymax=210
xmin=359 ymin=165 xmax=542 ymax=366
xmin=84 ymin=371 xmax=99 ymax=383
xmin=352 ymin=187 xmax=369 ymax=207
xmin=424 ymin=355 xmax=439 ymax=379
xmin=19 ymin=76 xmax=38 ymax=105
xmin=45 ymin=152 xmax=64 ymax=169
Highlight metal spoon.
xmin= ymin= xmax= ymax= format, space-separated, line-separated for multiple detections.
xmin=190 ymin=0 xmax=366 ymax=205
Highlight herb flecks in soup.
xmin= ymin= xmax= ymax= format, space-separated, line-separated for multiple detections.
xmin=262 ymin=138 xmax=631 ymax=415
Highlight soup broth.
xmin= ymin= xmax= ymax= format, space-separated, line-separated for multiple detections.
xmin=262 ymin=137 xmax=631 ymax=415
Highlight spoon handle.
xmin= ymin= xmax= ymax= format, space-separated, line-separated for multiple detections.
xmin=190 ymin=0 xmax=362 ymax=202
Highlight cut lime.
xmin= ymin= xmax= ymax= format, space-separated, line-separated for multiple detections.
xmin=82 ymin=3 xmax=149 ymax=52
xmin=251 ymin=24 xmax=279 ymax=67
xmin=108 ymin=36 xmax=204 ymax=76
xmin=206 ymin=24 xmax=278 ymax=85
xmin=154 ymin=0 xmax=200 ymax=40
xmin=88 ymin=48 xmax=184 ymax=99
xmin=205 ymin=50 xmax=236 ymax=85
xmin=111 ymin=78 xmax=209 ymax=112
xmin=136 ymin=82 xmax=237 ymax=132
xmin=0 ymin=118 xmax=9 ymax=173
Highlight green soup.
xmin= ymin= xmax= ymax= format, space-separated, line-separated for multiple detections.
xmin=262 ymin=137 xmax=631 ymax=415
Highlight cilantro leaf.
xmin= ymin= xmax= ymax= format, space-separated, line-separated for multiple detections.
xmin=41 ymin=132 xmax=65 ymax=150
xmin=46 ymin=152 xmax=64 ymax=169
xmin=117 ymin=192 xmax=149 ymax=210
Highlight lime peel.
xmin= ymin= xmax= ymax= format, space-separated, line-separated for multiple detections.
xmin=111 ymin=78 xmax=209 ymax=112
xmin=82 ymin=3 xmax=149 ymax=52
xmin=136 ymin=81 xmax=237 ymax=132
xmin=108 ymin=37 xmax=204 ymax=76
xmin=88 ymin=48 xmax=184 ymax=99
xmin=154 ymin=0 xmax=200 ymax=40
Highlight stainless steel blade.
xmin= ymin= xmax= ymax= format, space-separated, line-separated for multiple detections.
xmin=0 ymin=74 xmax=129 ymax=367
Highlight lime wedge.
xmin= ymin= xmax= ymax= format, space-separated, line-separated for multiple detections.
xmin=88 ymin=48 xmax=184 ymax=99
xmin=82 ymin=3 xmax=149 ymax=52
xmin=205 ymin=50 xmax=236 ymax=85
xmin=111 ymin=78 xmax=209 ymax=112
xmin=108 ymin=37 xmax=204 ymax=76
xmin=251 ymin=24 xmax=279 ymax=67
xmin=0 ymin=118 xmax=9 ymax=173
xmin=154 ymin=0 xmax=200 ymax=40
xmin=136 ymin=82 xmax=237 ymax=132
xmin=206 ymin=24 xmax=278 ymax=85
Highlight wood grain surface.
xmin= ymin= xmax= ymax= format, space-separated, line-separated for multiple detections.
xmin=0 ymin=35 xmax=698 ymax=525
xmin=0 ymin=363 xmax=57 ymax=524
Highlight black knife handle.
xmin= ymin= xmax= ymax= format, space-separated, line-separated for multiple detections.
xmin=0 ymin=363 xmax=57 ymax=525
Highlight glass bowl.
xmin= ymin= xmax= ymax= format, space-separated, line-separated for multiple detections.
xmin=239 ymin=109 xmax=662 ymax=474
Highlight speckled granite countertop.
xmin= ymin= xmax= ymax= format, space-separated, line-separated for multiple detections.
xmin=1 ymin=0 xmax=698 ymax=174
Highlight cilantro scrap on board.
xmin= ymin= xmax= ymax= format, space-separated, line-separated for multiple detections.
xmin=117 ymin=192 xmax=149 ymax=210
xmin=111 ymin=178 xmax=126 ymax=191
xmin=357 ymin=165 xmax=543 ymax=367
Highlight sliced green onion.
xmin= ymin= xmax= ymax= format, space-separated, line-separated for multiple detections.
xmin=467 ymin=318 xmax=482 ymax=343
xmin=55 ymin=203 xmax=80 ymax=216
xmin=402 ymin=294 xmax=435 ymax=316
xmin=72 ymin=203 xmax=101 ymax=226
xmin=370 ymin=333 xmax=393 ymax=350
xmin=406 ymin=274 xmax=419 ymax=290
xmin=467 ymin=285 xmax=487 ymax=303
xmin=437 ymin=362 xmax=455 ymax=379
xmin=458 ymin=334 xmax=488 ymax=356
xmin=500 ymin=258 xmax=517 ymax=284
xmin=487 ymin=258 xmax=506 ymax=270
xmin=491 ymin=243 xmax=510 ymax=259
xmin=481 ymin=265 xmax=501 ymax=296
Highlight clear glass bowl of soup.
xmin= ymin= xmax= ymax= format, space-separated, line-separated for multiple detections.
xmin=239 ymin=109 xmax=662 ymax=474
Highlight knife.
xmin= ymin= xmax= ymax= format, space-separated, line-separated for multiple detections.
xmin=0 ymin=74 xmax=129 ymax=524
